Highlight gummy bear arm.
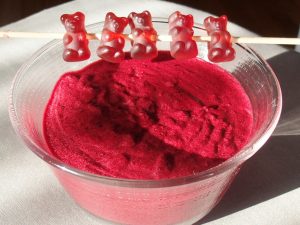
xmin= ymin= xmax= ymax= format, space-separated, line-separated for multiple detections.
xmin=132 ymin=29 xmax=143 ymax=37
xmin=187 ymin=27 xmax=194 ymax=36
xmin=169 ymin=26 xmax=193 ymax=36
xmin=211 ymin=31 xmax=232 ymax=43
xmin=181 ymin=27 xmax=194 ymax=37
xmin=75 ymin=32 xmax=89 ymax=42
xmin=101 ymin=29 xmax=115 ymax=42
xmin=117 ymin=37 xmax=125 ymax=45
xmin=169 ymin=26 xmax=180 ymax=36
xmin=102 ymin=37 xmax=125 ymax=49
xmin=223 ymin=31 xmax=233 ymax=42
xmin=63 ymin=34 xmax=73 ymax=45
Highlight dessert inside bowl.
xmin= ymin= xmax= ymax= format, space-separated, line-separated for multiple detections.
xmin=9 ymin=18 xmax=281 ymax=225
xmin=43 ymin=50 xmax=253 ymax=180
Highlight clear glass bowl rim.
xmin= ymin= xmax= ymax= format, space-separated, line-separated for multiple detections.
xmin=9 ymin=18 xmax=282 ymax=188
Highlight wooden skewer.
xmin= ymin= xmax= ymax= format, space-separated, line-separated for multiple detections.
xmin=232 ymin=37 xmax=300 ymax=45
xmin=0 ymin=31 xmax=64 ymax=39
xmin=0 ymin=31 xmax=300 ymax=45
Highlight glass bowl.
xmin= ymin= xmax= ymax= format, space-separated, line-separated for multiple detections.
xmin=9 ymin=18 xmax=282 ymax=225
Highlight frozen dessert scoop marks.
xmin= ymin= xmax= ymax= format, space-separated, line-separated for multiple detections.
xmin=43 ymin=52 xmax=253 ymax=179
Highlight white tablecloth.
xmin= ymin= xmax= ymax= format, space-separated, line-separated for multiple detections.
xmin=0 ymin=0 xmax=298 ymax=225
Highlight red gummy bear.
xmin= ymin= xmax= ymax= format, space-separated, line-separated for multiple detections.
xmin=204 ymin=15 xmax=235 ymax=63
xmin=128 ymin=11 xmax=158 ymax=60
xmin=60 ymin=12 xmax=90 ymax=62
xmin=168 ymin=11 xmax=198 ymax=59
xmin=97 ymin=12 xmax=128 ymax=63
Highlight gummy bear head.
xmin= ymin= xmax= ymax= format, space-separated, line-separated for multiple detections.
xmin=204 ymin=15 xmax=228 ymax=32
xmin=128 ymin=11 xmax=153 ymax=30
xmin=168 ymin=11 xmax=194 ymax=28
xmin=61 ymin=12 xmax=86 ymax=33
xmin=104 ymin=12 xmax=128 ymax=33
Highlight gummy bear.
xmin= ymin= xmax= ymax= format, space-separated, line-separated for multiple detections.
xmin=168 ymin=11 xmax=198 ymax=59
xmin=97 ymin=12 xmax=128 ymax=63
xmin=128 ymin=11 xmax=158 ymax=60
xmin=204 ymin=15 xmax=235 ymax=63
xmin=60 ymin=11 xmax=90 ymax=62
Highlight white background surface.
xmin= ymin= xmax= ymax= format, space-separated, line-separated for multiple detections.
xmin=0 ymin=0 xmax=298 ymax=225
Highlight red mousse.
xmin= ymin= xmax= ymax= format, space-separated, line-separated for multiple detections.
xmin=43 ymin=52 xmax=253 ymax=180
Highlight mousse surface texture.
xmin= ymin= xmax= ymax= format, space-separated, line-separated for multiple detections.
xmin=44 ymin=52 xmax=253 ymax=179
